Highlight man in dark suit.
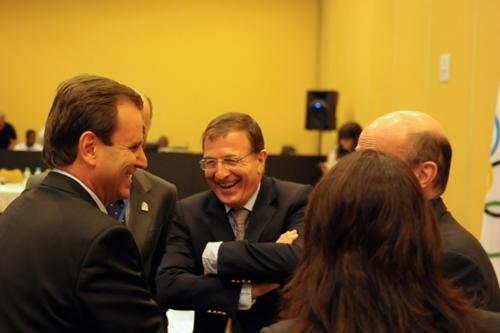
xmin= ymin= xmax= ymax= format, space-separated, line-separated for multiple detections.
xmin=357 ymin=110 xmax=500 ymax=311
xmin=0 ymin=74 xmax=165 ymax=332
xmin=135 ymin=94 xmax=176 ymax=294
xmin=127 ymin=168 xmax=176 ymax=295
xmin=156 ymin=112 xmax=312 ymax=333
xmin=26 ymin=166 xmax=175 ymax=298
xmin=25 ymin=94 xmax=177 ymax=297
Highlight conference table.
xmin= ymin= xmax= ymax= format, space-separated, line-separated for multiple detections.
xmin=0 ymin=182 xmax=24 ymax=212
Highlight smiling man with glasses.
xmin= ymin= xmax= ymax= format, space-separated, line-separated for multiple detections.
xmin=199 ymin=152 xmax=254 ymax=171
xmin=157 ymin=112 xmax=312 ymax=333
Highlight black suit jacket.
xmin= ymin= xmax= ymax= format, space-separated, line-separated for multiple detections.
xmin=433 ymin=197 xmax=500 ymax=311
xmin=26 ymin=169 xmax=177 ymax=297
xmin=128 ymin=169 xmax=177 ymax=296
xmin=0 ymin=172 xmax=164 ymax=333
xmin=260 ymin=311 xmax=500 ymax=333
xmin=157 ymin=176 xmax=312 ymax=333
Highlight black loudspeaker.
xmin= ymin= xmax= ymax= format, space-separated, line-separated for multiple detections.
xmin=305 ymin=90 xmax=338 ymax=130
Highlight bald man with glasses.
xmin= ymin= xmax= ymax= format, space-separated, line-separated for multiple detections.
xmin=156 ymin=112 xmax=312 ymax=333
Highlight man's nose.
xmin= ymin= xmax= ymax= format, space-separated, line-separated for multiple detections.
xmin=213 ymin=160 xmax=230 ymax=178
xmin=136 ymin=146 xmax=148 ymax=169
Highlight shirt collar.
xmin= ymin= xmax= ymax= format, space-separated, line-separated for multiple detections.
xmin=224 ymin=183 xmax=261 ymax=214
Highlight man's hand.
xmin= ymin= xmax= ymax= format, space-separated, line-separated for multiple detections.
xmin=276 ymin=229 xmax=298 ymax=244
xmin=251 ymin=282 xmax=280 ymax=298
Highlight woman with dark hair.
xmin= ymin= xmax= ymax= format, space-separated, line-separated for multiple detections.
xmin=321 ymin=121 xmax=362 ymax=174
xmin=262 ymin=150 xmax=500 ymax=333
xmin=335 ymin=121 xmax=363 ymax=159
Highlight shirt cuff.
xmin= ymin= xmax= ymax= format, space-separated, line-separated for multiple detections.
xmin=238 ymin=284 xmax=253 ymax=310
xmin=202 ymin=241 xmax=223 ymax=274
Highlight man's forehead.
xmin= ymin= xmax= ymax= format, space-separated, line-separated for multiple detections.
xmin=356 ymin=118 xmax=409 ymax=162
xmin=358 ymin=110 xmax=447 ymax=162
xmin=204 ymin=130 xmax=250 ymax=146
xmin=358 ymin=126 xmax=406 ymax=149
xmin=370 ymin=110 xmax=444 ymax=133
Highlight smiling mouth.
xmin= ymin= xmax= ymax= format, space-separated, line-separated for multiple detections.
xmin=218 ymin=180 xmax=240 ymax=189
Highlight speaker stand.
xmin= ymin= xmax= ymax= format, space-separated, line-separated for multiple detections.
xmin=317 ymin=130 xmax=323 ymax=155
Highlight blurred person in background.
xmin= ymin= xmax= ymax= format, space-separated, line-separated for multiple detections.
xmin=0 ymin=112 xmax=17 ymax=150
xmin=14 ymin=129 xmax=43 ymax=151
xmin=320 ymin=121 xmax=362 ymax=174
xmin=157 ymin=135 xmax=169 ymax=149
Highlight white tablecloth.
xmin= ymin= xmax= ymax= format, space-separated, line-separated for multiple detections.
xmin=0 ymin=182 xmax=25 ymax=212
xmin=167 ymin=310 xmax=194 ymax=333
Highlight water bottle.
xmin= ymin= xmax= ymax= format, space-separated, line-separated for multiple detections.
xmin=23 ymin=167 xmax=32 ymax=182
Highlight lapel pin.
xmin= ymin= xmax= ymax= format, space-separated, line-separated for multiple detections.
xmin=141 ymin=201 xmax=149 ymax=212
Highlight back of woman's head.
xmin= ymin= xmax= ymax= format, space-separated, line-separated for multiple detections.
xmin=337 ymin=121 xmax=362 ymax=158
xmin=338 ymin=121 xmax=363 ymax=140
xmin=307 ymin=150 xmax=436 ymax=272
xmin=281 ymin=150 xmax=473 ymax=333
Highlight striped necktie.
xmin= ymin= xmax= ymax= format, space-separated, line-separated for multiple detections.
xmin=225 ymin=209 xmax=249 ymax=333
xmin=232 ymin=208 xmax=249 ymax=240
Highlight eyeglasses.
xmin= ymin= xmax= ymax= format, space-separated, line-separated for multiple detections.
xmin=199 ymin=152 xmax=254 ymax=171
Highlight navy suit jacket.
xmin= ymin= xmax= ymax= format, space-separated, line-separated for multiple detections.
xmin=0 ymin=172 xmax=164 ymax=333
xmin=157 ymin=176 xmax=312 ymax=333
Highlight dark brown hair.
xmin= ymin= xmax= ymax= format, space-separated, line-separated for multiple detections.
xmin=406 ymin=131 xmax=452 ymax=195
xmin=43 ymin=74 xmax=142 ymax=168
xmin=201 ymin=112 xmax=264 ymax=153
xmin=281 ymin=150 xmax=473 ymax=333
xmin=336 ymin=121 xmax=362 ymax=158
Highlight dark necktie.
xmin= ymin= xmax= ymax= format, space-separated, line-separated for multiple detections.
xmin=106 ymin=199 xmax=125 ymax=224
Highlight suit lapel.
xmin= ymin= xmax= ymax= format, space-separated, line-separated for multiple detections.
xmin=205 ymin=193 xmax=236 ymax=242
xmin=128 ymin=170 xmax=153 ymax=252
xmin=245 ymin=177 xmax=277 ymax=242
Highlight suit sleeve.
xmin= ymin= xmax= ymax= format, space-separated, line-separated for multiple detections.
xmin=156 ymin=204 xmax=241 ymax=318
xmin=217 ymin=185 xmax=311 ymax=282
xmin=77 ymin=226 xmax=165 ymax=333
xmin=443 ymin=251 xmax=500 ymax=311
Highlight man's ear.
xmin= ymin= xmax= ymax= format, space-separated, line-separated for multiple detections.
xmin=413 ymin=161 xmax=438 ymax=190
xmin=257 ymin=149 xmax=268 ymax=174
xmin=79 ymin=131 xmax=99 ymax=166
xmin=257 ymin=149 xmax=268 ymax=162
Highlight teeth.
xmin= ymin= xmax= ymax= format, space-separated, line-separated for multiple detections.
xmin=219 ymin=181 xmax=237 ymax=188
